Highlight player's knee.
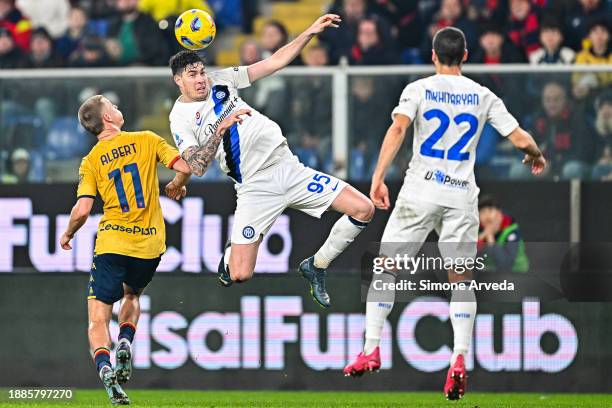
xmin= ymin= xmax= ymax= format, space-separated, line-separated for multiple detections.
xmin=230 ymin=266 xmax=254 ymax=282
xmin=88 ymin=315 xmax=108 ymax=331
xmin=352 ymin=198 xmax=375 ymax=222
xmin=122 ymin=292 xmax=139 ymax=307
xmin=364 ymin=199 xmax=375 ymax=220
xmin=89 ymin=316 xmax=104 ymax=325
xmin=123 ymin=291 xmax=138 ymax=301
xmin=228 ymin=259 xmax=254 ymax=282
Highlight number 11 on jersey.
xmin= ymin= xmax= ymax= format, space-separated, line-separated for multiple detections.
xmin=108 ymin=163 xmax=145 ymax=212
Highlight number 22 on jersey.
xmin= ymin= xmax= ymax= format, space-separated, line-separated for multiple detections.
xmin=420 ymin=109 xmax=478 ymax=161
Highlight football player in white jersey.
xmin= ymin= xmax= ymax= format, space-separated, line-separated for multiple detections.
xmin=168 ymin=14 xmax=375 ymax=308
xmin=343 ymin=27 xmax=546 ymax=400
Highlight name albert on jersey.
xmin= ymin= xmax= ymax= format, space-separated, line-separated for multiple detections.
xmin=393 ymin=74 xmax=519 ymax=209
xmin=169 ymin=66 xmax=286 ymax=183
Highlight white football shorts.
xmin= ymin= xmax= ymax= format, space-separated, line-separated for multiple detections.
xmin=380 ymin=188 xmax=479 ymax=267
xmin=231 ymin=146 xmax=347 ymax=244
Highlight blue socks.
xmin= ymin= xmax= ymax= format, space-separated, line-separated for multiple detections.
xmin=119 ymin=322 xmax=136 ymax=344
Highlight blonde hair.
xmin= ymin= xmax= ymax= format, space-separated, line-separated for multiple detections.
xmin=78 ymin=95 xmax=106 ymax=135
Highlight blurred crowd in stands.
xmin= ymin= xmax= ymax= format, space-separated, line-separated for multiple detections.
xmin=0 ymin=0 xmax=243 ymax=68
xmin=0 ymin=0 xmax=610 ymax=183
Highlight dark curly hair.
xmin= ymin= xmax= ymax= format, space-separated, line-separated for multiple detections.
xmin=169 ymin=50 xmax=205 ymax=76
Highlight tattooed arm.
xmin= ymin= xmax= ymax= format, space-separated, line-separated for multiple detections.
xmin=181 ymin=141 xmax=220 ymax=177
xmin=181 ymin=109 xmax=251 ymax=177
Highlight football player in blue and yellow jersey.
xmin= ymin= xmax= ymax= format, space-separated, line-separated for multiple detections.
xmin=59 ymin=95 xmax=192 ymax=405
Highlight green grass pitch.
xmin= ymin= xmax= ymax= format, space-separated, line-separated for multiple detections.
xmin=1 ymin=390 xmax=611 ymax=407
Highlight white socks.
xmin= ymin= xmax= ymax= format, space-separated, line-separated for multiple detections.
xmin=224 ymin=243 xmax=231 ymax=267
xmin=314 ymin=216 xmax=369 ymax=269
xmin=449 ymin=283 xmax=477 ymax=364
xmin=362 ymin=274 xmax=477 ymax=362
xmin=364 ymin=271 xmax=395 ymax=355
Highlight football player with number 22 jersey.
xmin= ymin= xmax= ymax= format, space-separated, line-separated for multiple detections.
xmin=343 ymin=28 xmax=547 ymax=401
xmin=168 ymin=14 xmax=375 ymax=309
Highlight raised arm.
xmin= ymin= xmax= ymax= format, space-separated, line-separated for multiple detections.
xmin=60 ymin=197 xmax=94 ymax=250
xmin=181 ymin=109 xmax=251 ymax=177
xmin=370 ymin=114 xmax=412 ymax=210
xmin=507 ymin=127 xmax=546 ymax=175
xmin=246 ymin=14 xmax=341 ymax=83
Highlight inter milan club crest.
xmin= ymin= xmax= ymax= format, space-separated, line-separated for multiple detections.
xmin=215 ymin=89 xmax=226 ymax=101
xmin=213 ymin=85 xmax=230 ymax=104
xmin=242 ymin=226 xmax=255 ymax=239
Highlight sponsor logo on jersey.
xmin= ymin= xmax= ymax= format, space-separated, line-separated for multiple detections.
xmin=204 ymin=96 xmax=240 ymax=137
xmin=424 ymin=169 xmax=469 ymax=189
xmin=195 ymin=111 xmax=203 ymax=127
xmin=242 ymin=226 xmax=255 ymax=239
xmin=99 ymin=223 xmax=158 ymax=236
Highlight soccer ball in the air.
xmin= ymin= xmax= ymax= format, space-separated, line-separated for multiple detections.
xmin=175 ymin=9 xmax=216 ymax=50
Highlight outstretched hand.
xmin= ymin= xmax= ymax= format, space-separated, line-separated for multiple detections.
xmin=370 ymin=180 xmax=390 ymax=210
xmin=60 ymin=232 xmax=73 ymax=250
xmin=216 ymin=109 xmax=252 ymax=136
xmin=165 ymin=180 xmax=187 ymax=201
xmin=523 ymin=154 xmax=546 ymax=175
xmin=306 ymin=14 xmax=341 ymax=35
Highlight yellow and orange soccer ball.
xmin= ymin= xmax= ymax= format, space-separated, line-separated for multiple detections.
xmin=174 ymin=9 xmax=216 ymax=50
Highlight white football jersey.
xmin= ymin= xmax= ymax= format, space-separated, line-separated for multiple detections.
xmin=392 ymin=74 xmax=519 ymax=209
xmin=169 ymin=66 xmax=286 ymax=183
